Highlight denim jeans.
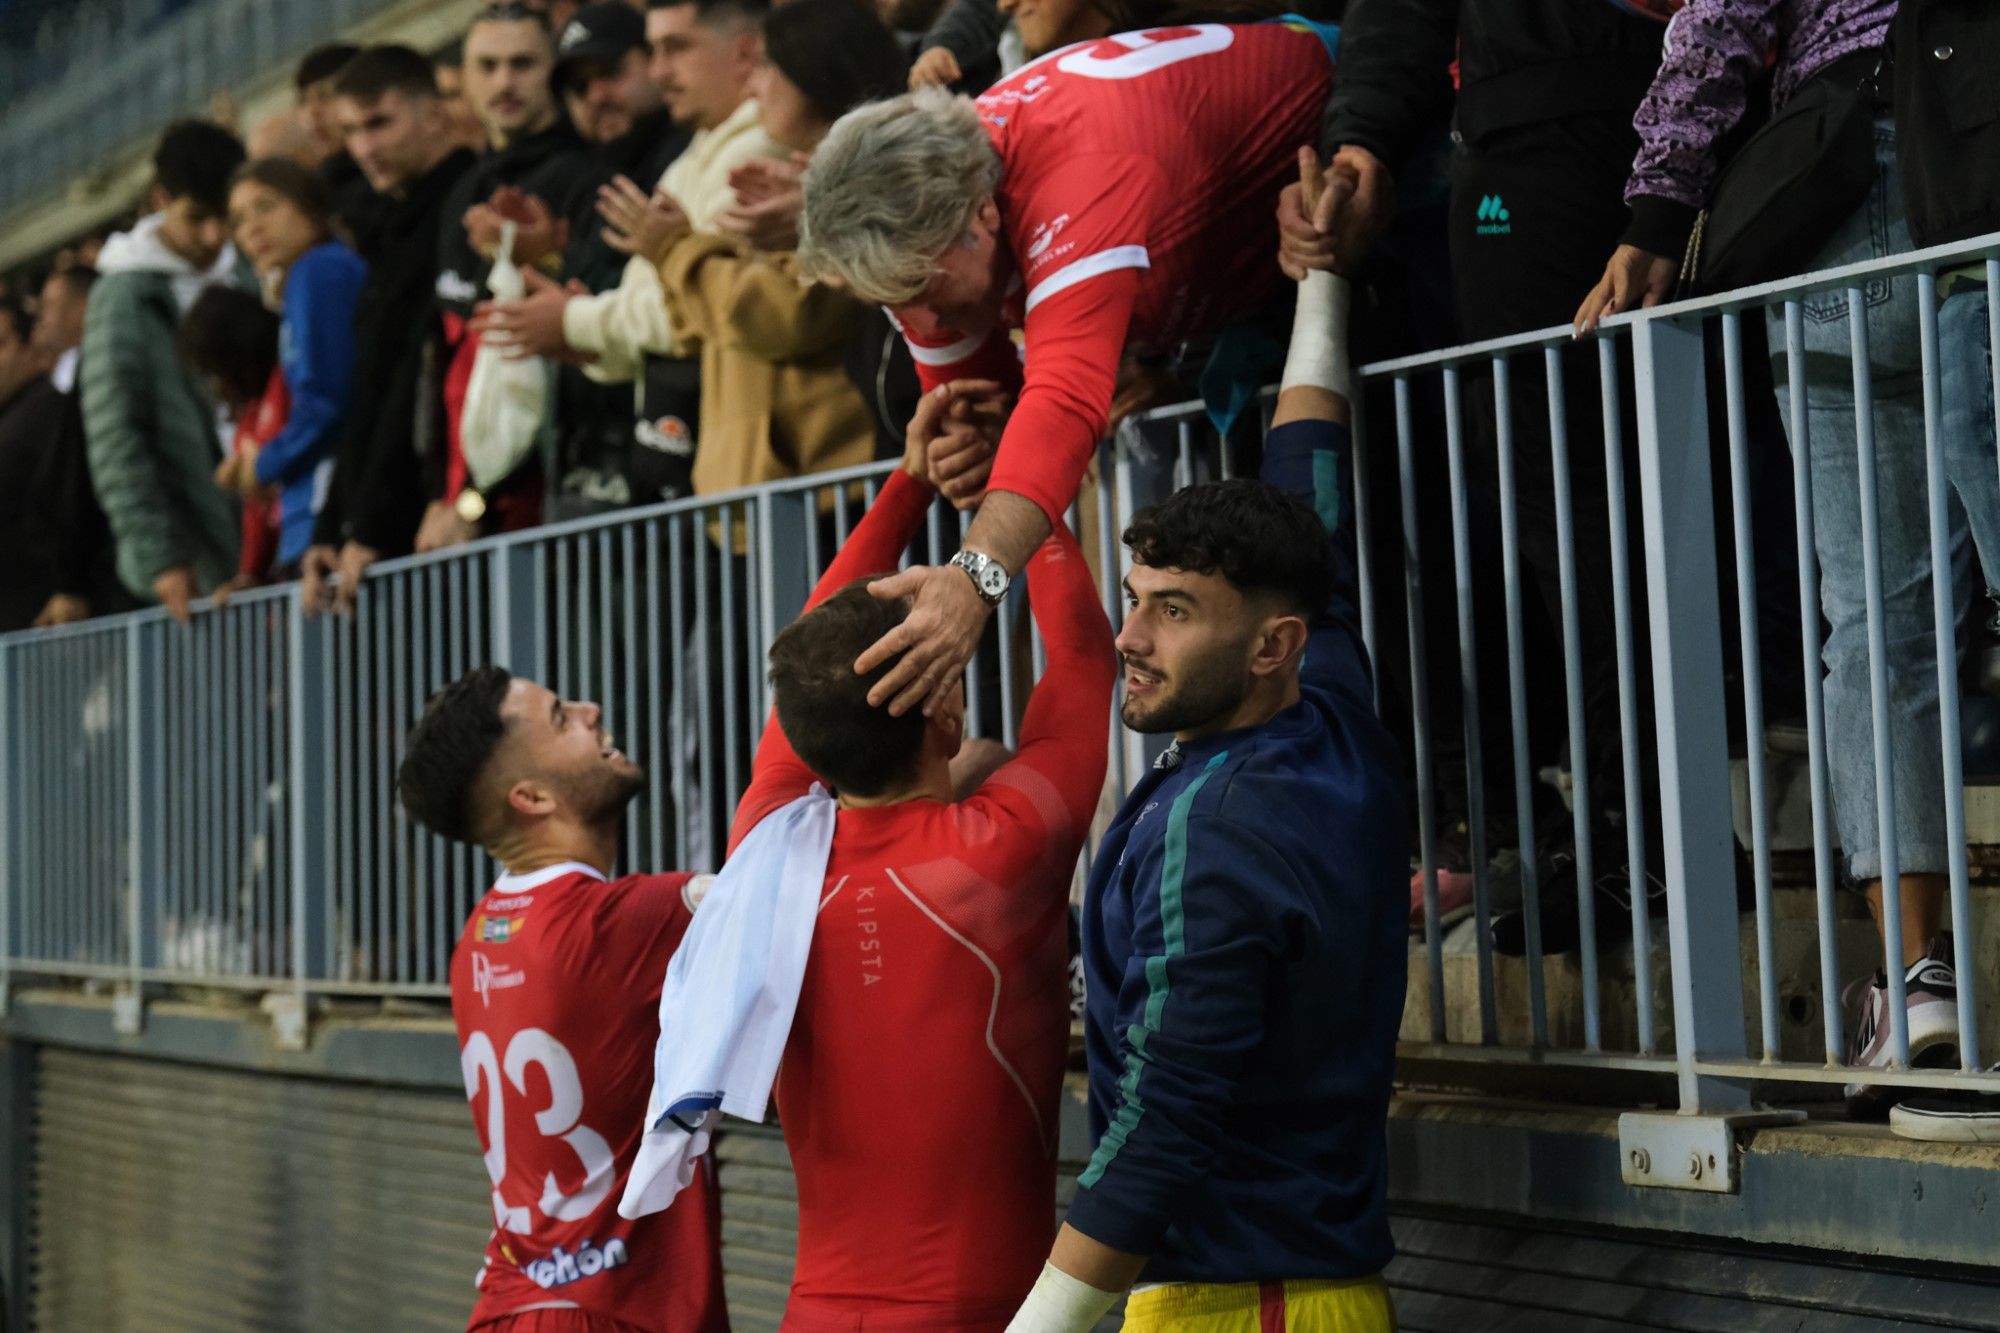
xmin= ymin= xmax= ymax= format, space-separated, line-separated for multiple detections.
xmin=1938 ymin=287 xmax=2000 ymax=598
xmin=1766 ymin=117 xmax=1974 ymax=882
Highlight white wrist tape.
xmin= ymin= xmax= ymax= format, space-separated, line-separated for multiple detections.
xmin=1280 ymin=269 xmax=1353 ymax=401
xmin=1005 ymin=1263 xmax=1122 ymax=1333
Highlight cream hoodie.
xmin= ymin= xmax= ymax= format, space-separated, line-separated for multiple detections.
xmin=564 ymin=98 xmax=783 ymax=383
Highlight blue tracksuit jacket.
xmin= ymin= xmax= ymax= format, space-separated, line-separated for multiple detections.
xmin=1068 ymin=418 xmax=1408 ymax=1282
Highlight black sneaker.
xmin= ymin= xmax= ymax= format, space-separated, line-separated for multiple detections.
xmin=1889 ymin=1082 xmax=2000 ymax=1142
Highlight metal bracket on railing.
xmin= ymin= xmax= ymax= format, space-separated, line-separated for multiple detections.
xmin=263 ymin=991 xmax=309 ymax=1052
xmin=1618 ymin=1109 xmax=1805 ymax=1194
xmin=111 ymin=987 xmax=144 ymax=1036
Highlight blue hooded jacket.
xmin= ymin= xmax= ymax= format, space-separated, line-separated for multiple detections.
xmin=254 ymin=241 xmax=365 ymax=565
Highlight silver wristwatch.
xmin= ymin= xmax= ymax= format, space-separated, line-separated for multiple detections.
xmin=948 ymin=549 xmax=1011 ymax=606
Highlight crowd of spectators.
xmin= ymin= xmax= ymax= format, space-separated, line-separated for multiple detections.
xmin=0 ymin=0 xmax=1997 ymax=1111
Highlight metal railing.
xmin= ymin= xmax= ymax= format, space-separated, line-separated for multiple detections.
xmin=0 ymin=0 xmax=405 ymax=222
xmin=6 ymin=231 xmax=2000 ymax=1116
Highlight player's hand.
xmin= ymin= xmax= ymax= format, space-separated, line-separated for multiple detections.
xmin=475 ymin=268 xmax=591 ymax=362
xmin=902 ymin=379 xmax=1007 ymax=476
xmin=1574 ymin=244 xmax=1677 ymax=336
xmin=1277 ymin=145 xmax=1393 ymax=280
xmin=210 ymin=572 xmax=258 ymax=607
xmin=299 ymin=544 xmax=339 ymax=618
xmin=928 ymin=431 xmax=997 ymax=511
xmin=32 ymin=592 xmax=89 ymax=627
xmin=909 ymin=46 xmax=962 ymax=90
xmin=152 ymin=566 xmax=196 ymax=623
xmin=856 ymin=563 xmax=992 ymax=717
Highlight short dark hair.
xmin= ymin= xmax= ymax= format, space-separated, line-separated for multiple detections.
xmin=176 ymin=285 xmax=279 ymax=410
xmin=231 ymin=157 xmax=336 ymax=235
xmin=650 ymin=0 xmax=769 ymax=30
xmin=765 ymin=0 xmax=907 ymax=125
xmin=153 ymin=119 xmax=246 ymax=214
xmin=470 ymin=1 xmax=555 ymax=37
xmin=399 ymin=666 xmax=515 ymax=844
xmin=334 ymin=44 xmax=443 ymax=103
xmin=0 ymin=297 xmax=30 ymax=345
xmin=767 ymin=581 xmax=926 ymax=797
xmin=1124 ymin=479 xmax=1335 ymax=618
xmin=296 ymin=42 xmax=361 ymax=92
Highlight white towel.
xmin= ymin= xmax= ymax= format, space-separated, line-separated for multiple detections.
xmin=619 ymin=787 xmax=836 ymax=1218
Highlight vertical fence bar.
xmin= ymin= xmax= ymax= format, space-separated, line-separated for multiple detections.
xmin=669 ymin=517 xmax=692 ymax=867
xmin=622 ymin=526 xmax=641 ymax=873
xmin=125 ymin=620 xmax=164 ymax=1006
xmin=1599 ymin=337 xmax=1657 ymax=1054
xmin=1350 ymin=384 xmax=1379 ymax=710
xmin=1442 ymin=364 xmax=1497 ymax=1042
xmin=1545 ymin=347 xmax=1601 ymax=1050
xmin=1780 ymin=302 xmax=1844 ymax=1063
xmin=695 ymin=521 xmax=717 ymax=871
xmin=645 ymin=523 xmax=666 ymax=870
xmin=1847 ymin=286 xmax=1910 ymax=1068
xmin=720 ymin=509 xmax=743 ymax=829
xmin=1492 ymin=356 xmax=1549 ymax=1045
xmin=1631 ymin=314 xmax=1748 ymax=1112
xmin=0 ymin=641 xmax=12 ymax=1009
xmin=290 ymin=600 xmax=330 ymax=1000
xmin=1395 ymin=377 xmax=1447 ymax=1042
xmin=1721 ymin=312 xmax=1780 ymax=1060
xmin=1917 ymin=278 xmax=1979 ymax=1068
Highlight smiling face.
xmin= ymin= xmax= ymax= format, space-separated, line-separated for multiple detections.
xmin=465 ymin=17 xmax=559 ymax=144
xmin=490 ymin=678 xmax=645 ymax=828
xmin=1114 ymin=562 xmax=1269 ymax=738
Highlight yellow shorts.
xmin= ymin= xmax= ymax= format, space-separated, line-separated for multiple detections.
xmin=1121 ymin=1275 xmax=1396 ymax=1333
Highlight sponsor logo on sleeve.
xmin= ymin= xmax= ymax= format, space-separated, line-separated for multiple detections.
xmin=480 ymin=913 xmax=525 ymax=944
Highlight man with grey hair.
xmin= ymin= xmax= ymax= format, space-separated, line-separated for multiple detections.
xmin=798 ymin=20 xmax=1338 ymax=720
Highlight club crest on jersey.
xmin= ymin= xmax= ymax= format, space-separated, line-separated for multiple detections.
xmin=525 ymin=1238 xmax=628 ymax=1290
xmin=480 ymin=913 xmax=525 ymax=944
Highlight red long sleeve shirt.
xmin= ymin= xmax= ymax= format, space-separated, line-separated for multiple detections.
xmin=894 ymin=22 xmax=1334 ymax=527
xmin=729 ymin=470 xmax=1115 ymax=1331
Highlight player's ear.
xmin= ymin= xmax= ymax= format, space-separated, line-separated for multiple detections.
xmin=505 ymin=779 xmax=558 ymax=821
xmin=972 ymin=195 xmax=1001 ymax=238
xmin=1248 ymin=611 xmax=1309 ymax=679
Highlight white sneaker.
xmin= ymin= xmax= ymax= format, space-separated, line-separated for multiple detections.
xmin=1843 ymin=936 xmax=1961 ymax=1116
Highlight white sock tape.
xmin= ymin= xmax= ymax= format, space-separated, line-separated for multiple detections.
xmin=1280 ymin=269 xmax=1352 ymax=402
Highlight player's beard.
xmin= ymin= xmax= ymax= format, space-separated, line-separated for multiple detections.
xmin=1118 ymin=640 xmax=1252 ymax=737
xmin=572 ymin=759 xmax=646 ymax=825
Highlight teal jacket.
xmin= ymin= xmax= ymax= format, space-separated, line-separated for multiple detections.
xmin=82 ymin=234 xmax=243 ymax=600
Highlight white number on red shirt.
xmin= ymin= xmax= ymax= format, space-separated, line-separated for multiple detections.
xmin=1054 ymin=25 xmax=1235 ymax=80
xmin=461 ymin=1027 xmax=616 ymax=1230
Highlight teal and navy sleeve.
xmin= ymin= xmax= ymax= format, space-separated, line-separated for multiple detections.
xmin=256 ymin=246 xmax=365 ymax=489
xmin=1262 ymin=417 xmax=1372 ymax=706
xmin=1065 ymin=788 xmax=1302 ymax=1255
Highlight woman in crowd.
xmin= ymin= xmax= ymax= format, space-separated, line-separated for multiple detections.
xmin=178 ymin=285 xmax=286 ymax=596
xmin=1574 ymin=0 xmax=2000 ymax=1111
xmin=218 ymin=157 xmax=366 ymax=576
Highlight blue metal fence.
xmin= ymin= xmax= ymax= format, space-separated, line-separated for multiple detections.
xmin=7 ymin=232 xmax=2000 ymax=1121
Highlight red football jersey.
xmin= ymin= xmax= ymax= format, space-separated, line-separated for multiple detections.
xmin=728 ymin=471 xmax=1116 ymax=1331
xmin=894 ymin=22 xmax=1334 ymax=525
xmin=450 ymin=864 xmax=729 ymax=1333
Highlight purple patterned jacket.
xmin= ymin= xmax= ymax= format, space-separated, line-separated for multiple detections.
xmin=1621 ymin=0 xmax=1893 ymax=255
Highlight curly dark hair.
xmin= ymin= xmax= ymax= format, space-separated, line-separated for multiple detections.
xmin=1123 ymin=478 xmax=1334 ymax=617
xmin=767 ymin=580 xmax=927 ymax=798
xmin=399 ymin=666 xmax=514 ymax=843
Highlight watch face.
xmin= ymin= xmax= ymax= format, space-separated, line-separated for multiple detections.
xmin=980 ymin=564 xmax=1008 ymax=597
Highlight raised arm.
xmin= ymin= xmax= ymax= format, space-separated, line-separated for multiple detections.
xmin=729 ymin=468 xmax=936 ymax=849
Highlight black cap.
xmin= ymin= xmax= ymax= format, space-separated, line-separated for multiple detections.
xmin=556 ymin=3 xmax=646 ymax=84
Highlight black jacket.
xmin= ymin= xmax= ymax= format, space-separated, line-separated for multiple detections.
xmin=1894 ymin=0 xmax=2000 ymax=248
xmin=315 ymin=147 xmax=476 ymax=555
xmin=548 ymin=108 xmax=698 ymax=521
xmin=0 ymin=374 xmax=111 ymax=630
xmin=1324 ymin=0 xmax=1665 ymax=169
xmin=435 ymin=120 xmax=602 ymax=323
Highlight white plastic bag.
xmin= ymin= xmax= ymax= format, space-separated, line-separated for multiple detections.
xmin=461 ymin=222 xmax=555 ymax=490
